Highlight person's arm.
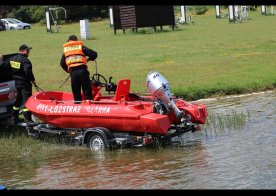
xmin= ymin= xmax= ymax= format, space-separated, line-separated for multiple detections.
xmin=83 ymin=46 xmax=97 ymax=61
xmin=23 ymin=59 xmax=35 ymax=83
xmin=60 ymin=54 xmax=69 ymax=72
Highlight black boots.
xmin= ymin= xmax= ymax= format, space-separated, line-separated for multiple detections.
xmin=23 ymin=111 xmax=37 ymax=126
xmin=11 ymin=109 xmax=20 ymax=125
xmin=11 ymin=109 xmax=37 ymax=126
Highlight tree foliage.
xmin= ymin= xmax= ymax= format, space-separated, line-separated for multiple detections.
xmin=0 ymin=5 xmax=109 ymax=23
xmin=61 ymin=5 xmax=109 ymax=21
xmin=7 ymin=6 xmax=45 ymax=23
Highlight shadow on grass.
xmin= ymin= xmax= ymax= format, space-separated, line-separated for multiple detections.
xmin=120 ymin=25 xmax=185 ymax=35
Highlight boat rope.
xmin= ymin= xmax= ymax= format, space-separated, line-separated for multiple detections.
xmin=33 ymin=83 xmax=45 ymax=92
xmin=59 ymin=74 xmax=70 ymax=88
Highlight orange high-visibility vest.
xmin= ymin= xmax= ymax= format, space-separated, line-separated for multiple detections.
xmin=63 ymin=41 xmax=87 ymax=69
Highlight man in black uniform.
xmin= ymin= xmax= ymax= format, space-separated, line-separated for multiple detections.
xmin=8 ymin=44 xmax=36 ymax=126
xmin=60 ymin=35 xmax=97 ymax=103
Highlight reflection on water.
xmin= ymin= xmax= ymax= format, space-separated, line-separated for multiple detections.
xmin=23 ymin=143 xmax=211 ymax=189
xmin=0 ymin=91 xmax=275 ymax=189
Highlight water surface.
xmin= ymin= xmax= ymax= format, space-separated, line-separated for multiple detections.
xmin=0 ymin=91 xmax=275 ymax=189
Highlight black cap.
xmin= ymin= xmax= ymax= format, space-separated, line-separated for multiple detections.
xmin=68 ymin=35 xmax=78 ymax=41
xmin=19 ymin=44 xmax=32 ymax=51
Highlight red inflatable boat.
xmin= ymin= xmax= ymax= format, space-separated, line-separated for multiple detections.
xmin=25 ymin=71 xmax=208 ymax=150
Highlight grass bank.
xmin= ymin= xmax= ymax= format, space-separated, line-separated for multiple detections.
xmin=0 ymin=126 xmax=72 ymax=161
xmin=0 ymin=7 xmax=275 ymax=100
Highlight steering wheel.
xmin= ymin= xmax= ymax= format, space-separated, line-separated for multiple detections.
xmin=91 ymin=73 xmax=107 ymax=87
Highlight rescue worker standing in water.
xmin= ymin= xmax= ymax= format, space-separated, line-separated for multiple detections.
xmin=60 ymin=35 xmax=97 ymax=103
xmin=9 ymin=44 xmax=37 ymax=126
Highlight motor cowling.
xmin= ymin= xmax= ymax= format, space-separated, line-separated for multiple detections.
xmin=146 ymin=71 xmax=183 ymax=119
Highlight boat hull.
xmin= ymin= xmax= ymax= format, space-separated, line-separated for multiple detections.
xmin=26 ymin=91 xmax=171 ymax=135
xmin=26 ymin=90 xmax=208 ymax=135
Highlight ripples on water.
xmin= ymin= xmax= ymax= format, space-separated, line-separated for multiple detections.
xmin=0 ymin=91 xmax=275 ymax=189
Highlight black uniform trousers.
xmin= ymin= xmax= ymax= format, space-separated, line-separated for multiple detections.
xmin=70 ymin=65 xmax=92 ymax=102
xmin=13 ymin=81 xmax=32 ymax=109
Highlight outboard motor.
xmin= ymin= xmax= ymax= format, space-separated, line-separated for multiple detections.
xmin=146 ymin=71 xmax=184 ymax=119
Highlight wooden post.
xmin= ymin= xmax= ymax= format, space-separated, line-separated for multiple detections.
xmin=261 ymin=5 xmax=267 ymax=15
xmin=45 ymin=6 xmax=51 ymax=32
xmin=108 ymin=6 xmax=114 ymax=27
xmin=216 ymin=5 xmax=221 ymax=18
xmin=180 ymin=5 xmax=186 ymax=24
xmin=228 ymin=5 xmax=235 ymax=22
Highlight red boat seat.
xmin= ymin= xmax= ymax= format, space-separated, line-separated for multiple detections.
xmin=113 ymin=79 xmax=131 ymax=101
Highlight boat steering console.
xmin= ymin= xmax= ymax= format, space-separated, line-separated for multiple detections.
xmin=91 ymin=73 xmax=117 ymax=94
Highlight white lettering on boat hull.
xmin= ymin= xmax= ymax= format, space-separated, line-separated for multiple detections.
xmin=84 ymin=106 xmax=111 ymax=114
xmin=35 ymin=104 xmax=110 ymax=114
xmin=36 ymin=104 xmax=82 ymax=114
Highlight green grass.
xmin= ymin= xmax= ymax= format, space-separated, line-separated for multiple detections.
xmin=0 ymin=7 xmax=275 ymax=100
xmin=0 ymin=127 xmax=65 ymax=161
xmin=202 ymin=109 xmax=250 ymax=137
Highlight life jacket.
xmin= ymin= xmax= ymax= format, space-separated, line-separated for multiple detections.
xmin=63 ymin=41 xmax=87 ymax=69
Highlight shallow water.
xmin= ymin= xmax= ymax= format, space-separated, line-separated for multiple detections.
xmin=0 ymin=91 xmax=275 ymax=189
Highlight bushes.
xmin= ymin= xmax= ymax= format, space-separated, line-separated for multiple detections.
xmin=7 ymin=6 xmax=45 ymax=23
xmin=1 ymin=5 xmax=109 ymax=24
xmin=194 ymin=6 xmax=208 ymax=15
xmin=174 ymin=5 xmax=208 ymax=16
xmin=3 ymin=5 xmax=209 ymax=24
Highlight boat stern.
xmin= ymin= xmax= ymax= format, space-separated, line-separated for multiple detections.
xmin=176 ymin=100 xmax=208 ymax=124
xmin=139 ymin=113 xmax=171 ymax=135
